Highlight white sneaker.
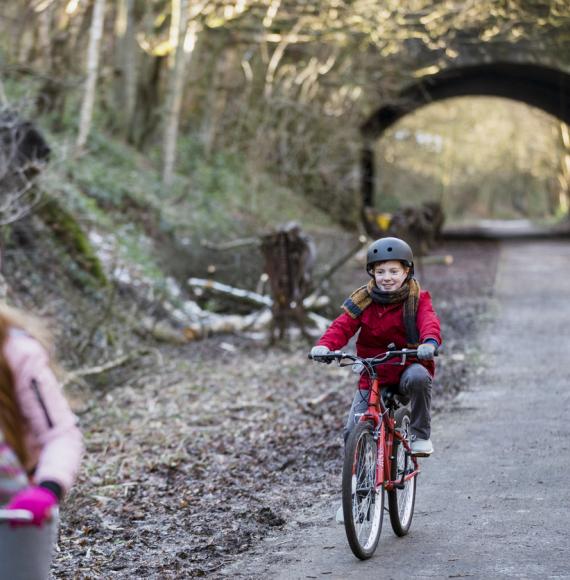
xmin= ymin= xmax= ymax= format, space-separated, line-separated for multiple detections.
xmin=335 ymin=504 xmax=344 ymax=524
xmin=411 ymin=437 xmax=433 ymax=456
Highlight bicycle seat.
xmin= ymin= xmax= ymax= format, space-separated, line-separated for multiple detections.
xmin=382 ymin=386 xmax=410 ymax=408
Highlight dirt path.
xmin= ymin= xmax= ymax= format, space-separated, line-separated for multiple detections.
xmin=220 ymin=240 xmax=570 ymax=579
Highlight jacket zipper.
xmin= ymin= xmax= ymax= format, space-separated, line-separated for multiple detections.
xmin=30 ymin=379 xmax=54 ymax=429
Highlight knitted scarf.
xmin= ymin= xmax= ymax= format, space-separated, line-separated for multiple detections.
xmin=342 ymin=278 xmax=421 ymax=345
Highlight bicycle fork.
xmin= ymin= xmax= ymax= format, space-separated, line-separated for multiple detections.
xmin=375 ymin=421 xmax=386 ymax=490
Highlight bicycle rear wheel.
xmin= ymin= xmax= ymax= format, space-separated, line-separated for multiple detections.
xmin=388 ymin=408 xmax=417 ymax=536
xmin=342 ymin=421 xmax=384 ymax=560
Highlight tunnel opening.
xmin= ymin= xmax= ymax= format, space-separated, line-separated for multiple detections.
xmin=361 ymin=62 xmax=570 ymax=238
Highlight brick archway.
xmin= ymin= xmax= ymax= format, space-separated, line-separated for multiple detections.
xmin=361 ymin=62 xmax=570 ymax=208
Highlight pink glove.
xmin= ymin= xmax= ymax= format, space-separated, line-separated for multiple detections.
xmin=6 ymin=486 xmax=58 ymax=526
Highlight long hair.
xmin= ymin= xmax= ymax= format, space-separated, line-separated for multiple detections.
xmin=0 ymin=303 xmax=54 ymax=467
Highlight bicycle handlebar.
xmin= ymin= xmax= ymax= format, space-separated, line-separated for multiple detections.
xmin=0 ymin=509 xmax=34 ymax=523
xmin=308 ymin=347 xmax=440 ymax=365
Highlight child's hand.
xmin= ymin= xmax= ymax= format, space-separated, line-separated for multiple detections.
xmin=417 ymin=343 xmax=436 ymax=360
xmin=5 ymin=486 xmax=58 ymax=526
xmin=310 ymin=345 xmax=332 ymax=363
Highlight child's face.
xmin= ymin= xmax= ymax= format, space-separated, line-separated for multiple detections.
xmin=373 ymin=260 xmax=409 ymax=292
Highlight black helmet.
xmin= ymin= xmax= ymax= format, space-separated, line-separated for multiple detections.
xmin=366 ymin=237 xmax=414 ymax=276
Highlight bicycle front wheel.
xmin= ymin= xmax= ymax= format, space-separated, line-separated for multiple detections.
xmin=342 ymin=421 xmax=384 ymax=560
xmin=388 ymin=408 xmax=417 ymax=536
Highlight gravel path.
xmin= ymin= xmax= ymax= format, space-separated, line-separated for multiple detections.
xmin=220 ymin=240 xmax=570 ymax=579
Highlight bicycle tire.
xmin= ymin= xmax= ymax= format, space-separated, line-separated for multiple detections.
xmin=342 ymin=421 xmax=384 ymax=560
xmin=387 ymin=407 xmax=417 ymax=536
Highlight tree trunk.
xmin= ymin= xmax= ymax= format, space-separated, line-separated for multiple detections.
xmin=114 ymin=0 xmax=137 ymax=139
xmin=162 ymin=0 xmax=198 ymax=185
xmin=202 ymin=46 xmax=240 ymax=156
xmin=131 ymin=54 xmax=165 ymax=150
xmin=37 ymin=3 xmax=55 ymax=71
xmin=15 ymin=3 xmax=34 ymax=67
xmin=77 ymin=0 xmax=107 ymax=150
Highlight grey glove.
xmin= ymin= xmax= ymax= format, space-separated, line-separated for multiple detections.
xmin=310 ymin=345 xmax=332 ymax=363
xmin=417 ymin=342 xmax=436 ymax=361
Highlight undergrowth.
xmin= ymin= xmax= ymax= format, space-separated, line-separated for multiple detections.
xmin=35 ymin=118 xmax=336 ymax=291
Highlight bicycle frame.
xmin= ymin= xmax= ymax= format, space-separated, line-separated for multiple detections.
xmin=358 ymin=375 xmax=420 ymax=493
xmin=308 ymin=347 xmax=429 ymax=492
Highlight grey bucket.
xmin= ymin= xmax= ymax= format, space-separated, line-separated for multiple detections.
xmin=0 ymin=509 xmax=59 ymax=580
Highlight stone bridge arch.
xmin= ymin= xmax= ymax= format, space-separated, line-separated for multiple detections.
xmin=361 ymin=62 xmax=570 ymax=209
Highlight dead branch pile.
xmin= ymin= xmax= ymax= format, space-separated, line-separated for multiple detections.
xmin=171 ymin=225 xmax=366 ymax=343
xmin=363 ymin=201 xmax=445 ymax=256
xmin=0 ymin=109 xmax=51 ymax=225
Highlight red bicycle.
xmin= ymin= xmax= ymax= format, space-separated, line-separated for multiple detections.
xmin=309 ymin=348 xmax=428 ymax=560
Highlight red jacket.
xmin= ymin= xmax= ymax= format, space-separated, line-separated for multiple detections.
xmin=318 ymin=290 xmax=441 ymax=388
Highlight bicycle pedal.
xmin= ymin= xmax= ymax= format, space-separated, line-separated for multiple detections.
xmin=394 ymin=483 xmax=405 ymax=490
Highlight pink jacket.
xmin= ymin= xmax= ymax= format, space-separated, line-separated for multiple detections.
xmin=3 ymin=330 xmax=83 ymax=494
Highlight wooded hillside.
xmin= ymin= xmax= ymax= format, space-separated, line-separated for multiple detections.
xmin=1 ymin=1 xmax=569 ymax=226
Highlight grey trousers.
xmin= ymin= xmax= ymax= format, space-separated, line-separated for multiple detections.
xmin=344 ymin=363 xmax=432 ymax=442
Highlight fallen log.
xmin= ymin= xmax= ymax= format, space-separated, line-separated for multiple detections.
xmin=183 ymin=309 xmax=273 ymax=341
xmin=188 ymin=277 xmax=272 ymax=308
xmin=186 ymin=278 xmax=331 ymax=340
xmin=139 ymin=317 xmax=189 ymax=344
xmin=189 ymin=277 xmax=329 ymax=311
xmin=306 ymin=312 xmax=330 ymax=334
xmin=135 ymin=309 xmax=273 ymax=344
xmin=302 ymin=294 xmax=330 ymax=310
xmin=200 ymin=237 xmax=260 ymax=251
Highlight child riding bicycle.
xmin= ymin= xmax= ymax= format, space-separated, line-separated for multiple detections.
xmin=310 ymin=237 xmax=442 ymax=457
xmin=0 ymin=302 xmax=83 ymax=526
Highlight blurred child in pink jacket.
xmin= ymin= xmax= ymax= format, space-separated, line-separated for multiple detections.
xmin=0 ymin=303 xmax=83 ymax=525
